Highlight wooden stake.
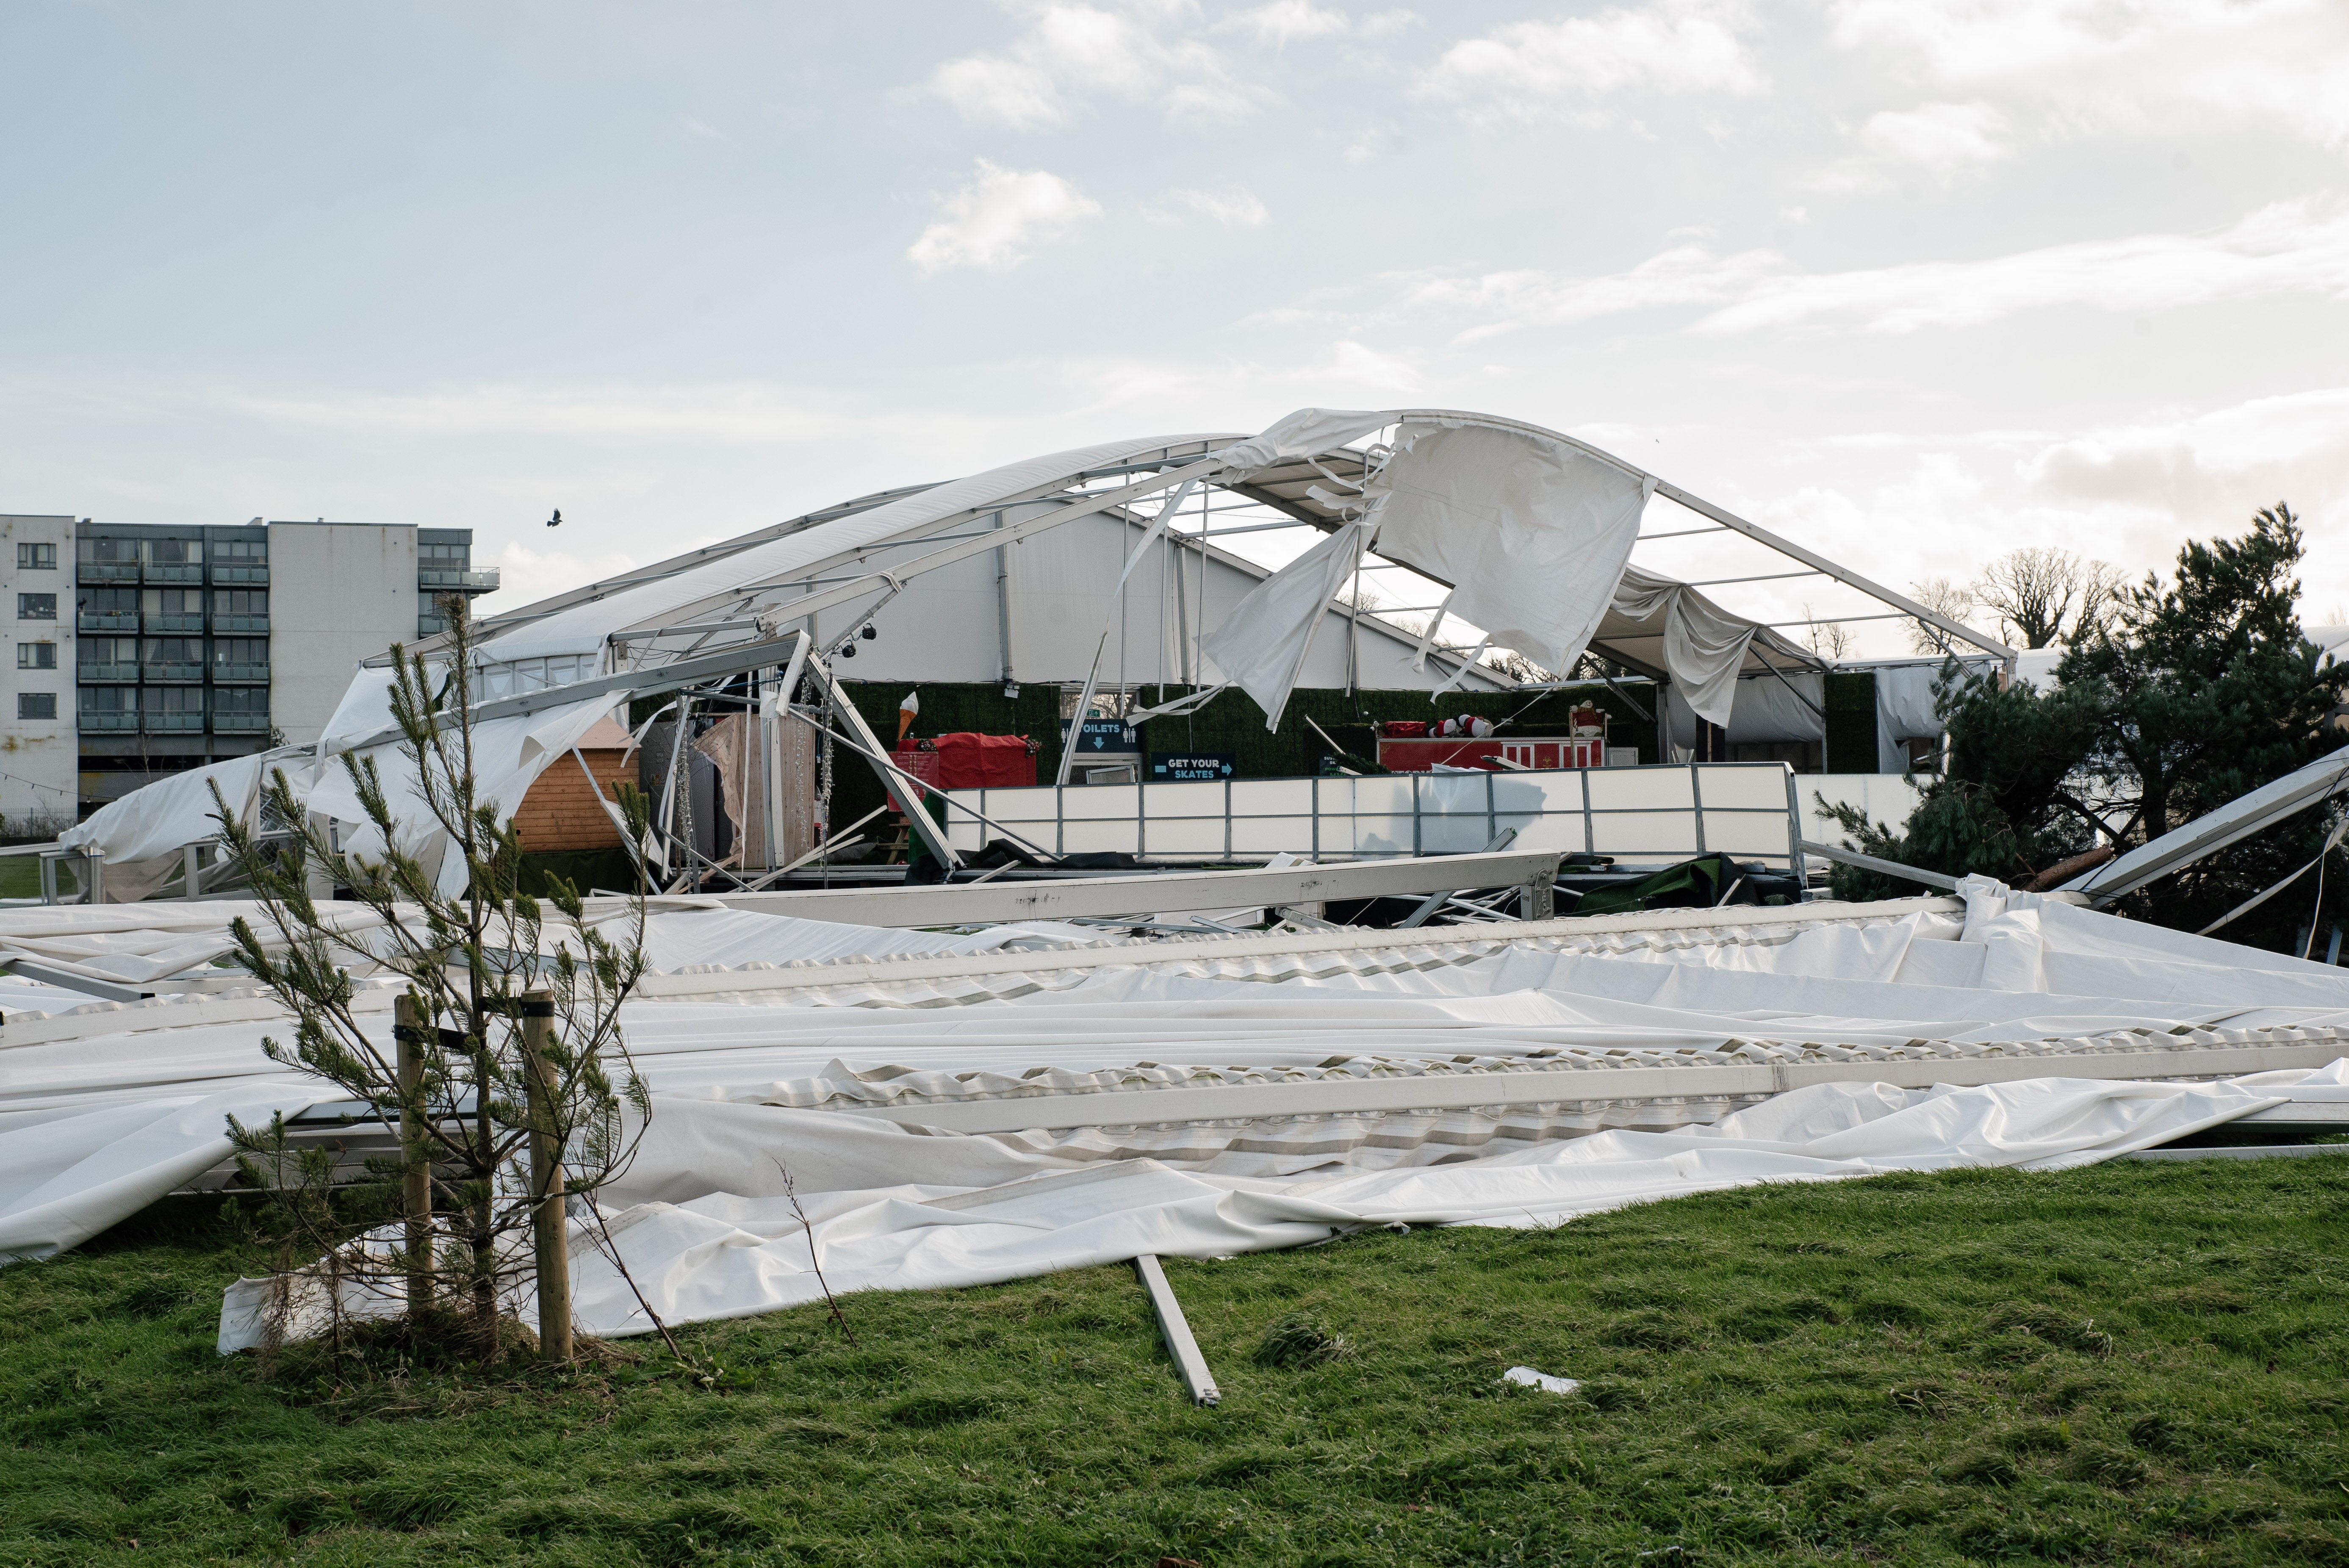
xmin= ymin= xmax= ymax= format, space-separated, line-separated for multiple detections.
xmin=394 ymin=993 xmax=432 ymax=1316
xmin=521 ymin=989 xmax=573 ymax=1363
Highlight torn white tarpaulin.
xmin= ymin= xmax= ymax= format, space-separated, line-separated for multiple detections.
xmin=11 ymin=883 xmax=2349 ymax=1272
xmin=57 ymin=748 xmax=311 ymax=901
xmin=307 ymin=690 xmax=628 ymax=896
xmin=1371 ymin=421 xmax=1652 ymax=676
xmin=1212 ymin=407 xmax=1391 ymax=476
xmin=1199 ymin=517 xmax=1374 ymax=728
xmin=1609 ymin=565 xmax=1782 ymax=730
xmin=218 ymin=1064 xmax=2327 ymax=1349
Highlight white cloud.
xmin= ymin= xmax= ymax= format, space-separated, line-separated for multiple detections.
xmin=1697 ymin=199 xmax=2349 ymax=333
xmin=1401 ymin=243 xmax=1785 ymax=339
xmin=907 ymin=160 xmax=1102 ymax=274
xmin=1218 ymin=1 xmax=1349 ymax=45
xmin=2023 ymin=386 xmax=2349 ymax=529
xmin=478 ymin=539 xmax=642 ymax=614
xmin=676 ymin=116 xmax=728 ymax=142
xmin=928 ymin=3 xmax=1260 ymax=129
xmin=1861 ymin=100 xmax=2009 ymax=167
xmin=1415 ymin=0 xmax=1762 ymax=124
xmin=226 ymin=380 xmax=1020 ymax=449
xmin=1149 ymin=186 xmax=1270 ymax=227
xmin=1402 ymin=199 xmax=2349 ymax=339
xmin=1828 ymin=0 xmax=2349 ymax=155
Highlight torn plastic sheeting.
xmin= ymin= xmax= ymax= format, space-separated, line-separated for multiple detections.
xmin=1504 ymin=1366 xmax=1582 ymax=1395
xmin=217 ymin=1067 xmax=2319 ymax=1350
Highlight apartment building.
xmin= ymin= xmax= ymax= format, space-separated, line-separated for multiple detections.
xmin=0 ymin=518 xmax=498 ymax=821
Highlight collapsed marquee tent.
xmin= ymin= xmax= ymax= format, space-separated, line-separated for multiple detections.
xmin=44 ymin=407 xmax=2014 ymax=895
xmin=0 ymin=872 xmax=2342 ymax=1342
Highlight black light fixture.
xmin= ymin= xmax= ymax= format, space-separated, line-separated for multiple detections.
xmin=860 ymin=623 xmax=878 ymax=640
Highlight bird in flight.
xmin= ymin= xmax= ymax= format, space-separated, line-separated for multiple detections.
xmin=548 ymin=509 xmax=562 ymax=527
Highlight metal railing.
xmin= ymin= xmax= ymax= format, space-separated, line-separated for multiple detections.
xmin=211 ymin=662 xmax=270 ymax=684
xmin=79 ymin=712 xmax=139 ymax=730
xmin=77 ymin=612 xmax=139 ymax=632
xmin=144 ymin=712 xmax=204 ymax=732
xmin=943 ymin=762 xmax=1809 ymax=872
xmin=211 ymin=564 xmax=269 ymax=584
xmin=78 ymin=662 xmax=140 ymax=682
xmin=145 ymin=612 xmax=204 ymax=633
xmin=418 ymin=568 xmax=500 ymax=591
xmin=142 ymin=662 xmax=205 ymax=683
xmin=212 ymin=614 xmax=269 ymax=632
xmin=212 ymin=712 xmax=271 ymax=732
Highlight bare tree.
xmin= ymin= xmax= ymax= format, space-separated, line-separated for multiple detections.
xmin=1905 ymin=579 xmax=1976 ymax=655
xmin=1802 ymin=605 xmax=1853 ymax=660
xmin=1974 ymin=547 xmax=2118 ymax=649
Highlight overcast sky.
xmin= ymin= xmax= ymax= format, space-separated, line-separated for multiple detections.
xmin=4 ymin=0 xmax=2346 ymax=655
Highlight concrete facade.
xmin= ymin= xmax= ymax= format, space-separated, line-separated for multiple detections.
xmin=264 ymin=522 xmax=422 ymax=747
xmin=0 ymin=515 xmax=80 ymax=830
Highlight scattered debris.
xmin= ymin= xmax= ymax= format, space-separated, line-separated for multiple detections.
xmin=1502 ymin=1365 xmax=1582 ymax=1396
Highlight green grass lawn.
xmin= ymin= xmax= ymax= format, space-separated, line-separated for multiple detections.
xmin=3 ymin=1157 xmax=2346 ymax=1565
xmin=0 ymin=853 xmax=44 ymax=900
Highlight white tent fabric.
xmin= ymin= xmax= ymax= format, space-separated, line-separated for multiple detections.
xmin=1198 ymin=519 xmax=1372 ymax=727
xmin=219 ymin=1062 xmax=2341 ymax=1350
xmin=1372 ymin=421 xmax=1652 ymax=676
xmin=58 ymin=749 xmax=309 ymax=901
xmin=1874 ymin=662 xmax=1951 ymax=773
xmin=3 ymin=879 xmax=2347 ymax=1274
xmin=1213 ymin=407 xmax=1391 ymax=476
xmin=1609 ymin=566 xmax=1791 ymax=729
xmin=306 ymin=691 xmax=627 ymax=897
xmin=1665 ymin=671 xmax=1825 ymax=755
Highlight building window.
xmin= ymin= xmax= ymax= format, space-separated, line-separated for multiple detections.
xmin=419 ymin=541 xmax=471 ymax=566
xmin=213 ymin=637 xmax=269 ymax=667
xmin=142 ymin=587 xmax=205 ymax=617
xmin=213 ymin=588 xmax=268 ymax=615
xmin=17 ymin=641 xmax=56 ymax=670
xmin=16 ymin=542 xmax=56 ymax=570
xmin=17 ymin=593 xmax=56 ymax=620
xmin=213 ymin=537 xmax=267 ymax=562
xmin=142 ymin=537 xmax=202 ymax=566
xmin=142 ymin=636 xmax=204 ymax=668
xmin=80 ymin=635 xmax=139 ymax=667
xmin=77 ymin=538 xmax=138 ymax=568
xmin=79 ymin=687 xmax=136 ymax=715
xmin=18 ymin=693 xmax=56 ymax=720
xmin=79 ymin=587 xmax=137 ymax=616
xmin=215 ymin=687 xmax=269 ymax=716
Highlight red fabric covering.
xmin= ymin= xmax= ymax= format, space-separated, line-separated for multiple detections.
xmin=1382 ymin=720 xmax=1429 ymax=738
xmin=905 ymin=733 xmax=1037 ymax=791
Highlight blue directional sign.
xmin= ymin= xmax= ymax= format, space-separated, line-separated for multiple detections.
xmin=1151 ymin=752 xmax=1237 ymax=781
xmin=1061 ymin=718 xmax=1138 ymax=753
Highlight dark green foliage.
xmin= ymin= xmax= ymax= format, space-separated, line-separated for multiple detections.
xmin=5 ymin=1156 xmax=2347 ymax=1563
xmin=1821 ymin=507 xmax=2349 ymax=950
xmin=1823 ymin=670 xmax=1879 ymax=774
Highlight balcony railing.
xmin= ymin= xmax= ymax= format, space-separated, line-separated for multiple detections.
xmin=78 ymin=662 xmax=140 ymax=683
xmin=418 ymin=568 xmax=500 ymax=591
xmin=79 ymin=712 xmax=139 ymax=731
xmin=79 ymin=561 xmax=140 ymax=583
xmin=77 ymin=612 xmax=139 ymax=632
xmin=141 ymin=662 xmax=205 ymax=683
xmin=145 ymin=612 xmax=205 ymax=633
xmin=212 ymin=613 xmax=269 ymax=633
xmin=212 ymin=712 xmax=272 ymax=733
xmin=144 ymin=562 xmax=203 ymax=584
xmin=212 ymin=662 xmax=271 ymax=684
xmin=211 ymin=564 xmax=269 ymax=584
xmin=144 ymin=712 xmax=205 ymax=732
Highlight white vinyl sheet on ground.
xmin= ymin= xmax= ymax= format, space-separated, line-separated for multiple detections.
xmin=218 ymin=1063 xmax=2343 ymax=1351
